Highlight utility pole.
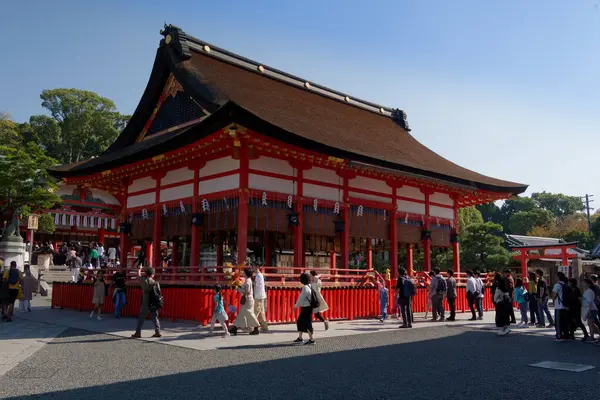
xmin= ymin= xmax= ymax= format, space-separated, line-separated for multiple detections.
xmin=582 ymin=194 xmax=594 ymax=232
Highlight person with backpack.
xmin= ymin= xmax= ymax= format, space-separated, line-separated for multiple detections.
xmin=513 ymin=278 xmax=529 ymax=326
xmin=430 ymin=267 xmax=447 ymax=322
xmin=1 ymin=261 xmax=23 ymax=322
xmin=446 ymin=269 xmax=457 ymax=321
xmin=567 ymin=278 xmax=589 ymax=341
xmin=131 ymin=266 xmax=162 ymax=338
xmin=397 ymin=267 xmax=415 ymax=328
xmin=551 ymin=271 xmax=571 ymax=341
xmin=293 ymin=272 xmax=316 ymax=345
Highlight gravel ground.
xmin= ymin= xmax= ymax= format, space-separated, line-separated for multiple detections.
xmin=1 ymin=325 xmax=599 ymax=400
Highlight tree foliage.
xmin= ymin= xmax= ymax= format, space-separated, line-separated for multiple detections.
xmin=30 ymin=89 xmax=130 ymax=164
xmin=531 ymin=191 xmax=584 ymax=218
xmin=0 ymin=143 xmax=61 ymax=217
xmin=458 ymin=206 xmax=483 ymax=231
xmin=460 ymin=222 xmax=510 ymax=270
xmin=37 ymin=213 xmax=56 ymax=234
xmin=507 ymin=208 xmax=554 ymax=235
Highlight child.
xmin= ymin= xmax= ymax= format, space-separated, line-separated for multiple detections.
xmin=208 ymin=285 xmax=230 ymax=337
xmin=378 ymin=279 xmax=388 ymax=323
xmin=514 ymin=278 xmax=529 ymax=326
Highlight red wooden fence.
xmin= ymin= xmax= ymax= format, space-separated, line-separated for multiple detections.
xmin=51 ymin=283 xmax=497 ymax=325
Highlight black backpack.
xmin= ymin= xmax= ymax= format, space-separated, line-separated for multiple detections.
xmin=7 ymin=269 xmax=20 ymax=285
xmin=148 ymin=281 xmax=164 ymax=311
xmin=559 ymin=282 xmax=574 ymax=309
xmin=436 ymin=276 xmax=448 ymax=294
xmin=308 ymin=286 xmax=320 ymax=309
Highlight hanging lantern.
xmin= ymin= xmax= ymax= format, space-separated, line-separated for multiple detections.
xmin=450 ymin=233 xmax=460 ymax=243
xmin=421 ymin=229 xmax=432 ymax=241
xmin=287 ymin=212 xmax=300 ymax=227
xmin=404 ymin=214 xmax=409 ymax=224
xmin=333 ymin=220 xmax=345 ymax=233
xmin=357 ymin=205 xmax=364 ymax=217
xmin=141 ymin=209 xmax=149 ymax=220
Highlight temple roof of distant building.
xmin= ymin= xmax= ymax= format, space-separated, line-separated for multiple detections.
xmin=506 ymin=234 xmax=588 ymax=256
xmin=48 ymin=25 xmax=528 ymax=195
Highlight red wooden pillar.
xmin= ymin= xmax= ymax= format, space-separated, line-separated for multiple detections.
xmin=452 ymin=202 xmax=460 ymax=274
xmin=152 ymin=173 xmax=164 ymax=268
xmin=406 ymin=243 xmax=414 ymax=277
xmin=145 ymin=241 xmax=153 ymax=266
xmin=190 ymin=163 xmax=202 ymax=267
xmin=366 ymin=238 xmax=373 ymax=270
xmin=237 ymin=145 xmax=249 ymax=264
xmin=423 ymin=190 xmax=432 ymax=272
xmin=98 ymin=227 xmax=105 ymax=246
xmin=520 ymin=249 xmax=528 ymax=279
xmin=561 ymin=247 xmax=569 ymax=267
xmin=340 ymin=206 xmax=350 ymax=269
xmin=390 ymin=212 xmax=398 ymax=279
xmin=293 ymin=167 xmax=304 ymax=269
xmin=264 ymin=232 xmax=271 ymax=267
xmin=119 ymin=179 xmax=130 ymax=267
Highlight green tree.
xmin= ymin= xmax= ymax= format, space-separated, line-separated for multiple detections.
xmin=37 ymin=214 xmax=56 ymax=234
xmin=0 ymin=112 xmax=22 ymax=147
xmin=0 ymin=143 xmax=61 ymax=221
xmin=30 ymin=89 xmax=129 ymax=164
xmin=507 ymin=208 xmax=554 ymax=235
xmin=531 ymin=191 xmax=584 ymax=218
xmin=459 ymin=206 xmax=483 ymax=231
xmin=498 ymin=196 xmax=537 ymax=230
xmin=477 ymin=202 xmax=501 ymax=223
xmin=460 ymin=222 xmax=510 ymax=270
xmin=563 ymin=230 xmax=596 ymax=250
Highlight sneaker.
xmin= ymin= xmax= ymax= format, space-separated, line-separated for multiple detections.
xmin=304 ymin=340 xmax=315 ymax=345
xmin=131 ymin=333 xmax=141 ymax=338
xmin=89 ymin=311 xmax=94 ymax=318
xmin=536 ymin=324 xmax=545 ymax=328
xmin=379 ymin=318 xmax=384 ymax=323
xmin=97 ymin=316 xmax=102 ymax=321
xmin=446 ymin=317 xmax=455 ymax=322
xmin=547 ymin=323 xmax=555 ymax=328
xmin=293 ymin=338 xmax=304 ymax=344
xmin=477 ymin=316 xmax=484 ymax=320
xmin=324 ymin=321 xmax=330 ymax=331
xmin=152 ymin=332 xmax=162 ymax=338
xmin=399 ymin=325 xmax=409 ymax=329
xmin=249 ymin=328 xmax=260 ymax=335
xmin=439 ymin=318 xmax=446 ymax=322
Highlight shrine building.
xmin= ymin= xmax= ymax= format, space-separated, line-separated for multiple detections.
xmin=48 ymin=25 xmax=528 ymax=279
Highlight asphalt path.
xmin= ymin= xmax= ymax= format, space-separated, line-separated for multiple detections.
xmin=1 ymin=324 xmax=599 ymax=400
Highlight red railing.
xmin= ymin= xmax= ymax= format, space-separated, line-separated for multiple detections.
xmin=51 ymin=282 xmax=497 ymax=325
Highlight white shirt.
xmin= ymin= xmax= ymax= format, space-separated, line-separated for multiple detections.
xmin=97 ymin=246 xmax=104 ymax=257
xmin=253 ymin=271 xmax=267 ymax=300
xmin=107 ymin=247 xmax=117 ymax=259
xmin=295 ymin=284 xmax=312 ymax=308
xmin=466 ymin=276 xmax=477 ymax=293
xmin=583 ymin=288 xmax=597 ymax=317
xmin=553 ymin=283 xmax=568 ymax=310
xmin=475 ymin=278 xmax=484 ymax=298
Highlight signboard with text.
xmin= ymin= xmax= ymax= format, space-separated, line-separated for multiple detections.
xmin=27 ymin=215 xmax=39 ymax=230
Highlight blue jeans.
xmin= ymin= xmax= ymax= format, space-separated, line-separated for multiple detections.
xmin=114 ymin=290 xmax=127 ymax=317
xmin=380 ymin=301 xmax=388 ymax=320
xmin=519 ymin=302 xmax=528 ymax=323
xmin=537 ymin=297 xmax=554 ymax=326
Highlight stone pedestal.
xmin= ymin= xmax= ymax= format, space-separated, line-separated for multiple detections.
xmin=0 ymin=235 xmax=26 ymax=271
xmin=36 ymin=254 xmax=52 ymax=270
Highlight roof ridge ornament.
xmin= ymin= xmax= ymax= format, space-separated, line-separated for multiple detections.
xmin=391 ymin=109 xmax=410 ymax=132
xmin=160 ymin=24 xmax=192 ymax=61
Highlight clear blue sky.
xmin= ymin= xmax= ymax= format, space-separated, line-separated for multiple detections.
xmin=1 ymin=1 xmax=599 ymax=199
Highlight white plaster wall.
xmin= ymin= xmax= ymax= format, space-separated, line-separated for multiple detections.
xmin=127 ymin=192 xmax=156 ymax=208
xmin=349 ymin=191 xmax=391 ymax=204
xmin=199 ymin=156 xmax=240 ymax=177
xmin=128 ymin=177 xmax=156 ymax=193
xmin=249 ymin=156 xmax=294 ymax=176
xmin=161 ymin=167 xmax=194 ymax=186
xmin=430 ymin=192 xmax=454 ymax=206
xmin=304 ymin=167 xmax=340 ymax=185
xmin=397 ymin=199 xmax=426 ymax=215
xmin=90 ymin=189 xmax=120 ymax=205
xmin=198 ymin=174 xmax=239 ymax=195
xmin=303 ymin=183 xmax=340 ymax=201
xmin=397 ymin=185 xmax=425 ymax=200
xmin=349 ymin=176 xmax=392 ymax=194
xmin=160 ymin=184 xmax=194 ymax=202
xmin=430 ymin=205 xmax=454 ymax=220
xmin=249 ymin=174 xmax=295 ymax=195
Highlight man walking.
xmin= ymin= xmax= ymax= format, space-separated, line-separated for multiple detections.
xmin=131 ymin=267 xmax=162 ymax=338
xmin=430 ymin=267 xmax=446 ymax=322
xmin=252 ymin=265 xmax=269 ymax=331
xmin=446 ymin=269 xmax=457 ymax=321
xmin=536 ymin=269 xmax=554 ymax=328
xmin=112 ymin=267 xmax=128 ymax=318
xmin=466 ymin=270 xmax=477 ymax=321
xmin=503 ymin=269 xmax=517 ymax=324
xmin=474 ymin=271 xmax=485 ymax=320
xmin=397 ymin=268 xmax=415 ymax=328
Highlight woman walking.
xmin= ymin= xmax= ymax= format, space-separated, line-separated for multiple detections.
xmin=19 ymin=265 xmax=35 ymax=312
xmin=230 ymin=268 xmax=259 ymax=336
xmin=294 ymin=273 xmax=315 ymax=345
xmin=494 ymin=275 xmax=511 ymax=336
xmin=527 ymin=272 xmax=539 ymax=325
xmin=424 ymin=271 xmax=434 ymax=319
xmin=582 ymin=279 xmax=599 ymax=343
xmin=89 ymin=271 xmax=106 ymax=320
xmin=309 ymin=271 xmax=329 ymax=330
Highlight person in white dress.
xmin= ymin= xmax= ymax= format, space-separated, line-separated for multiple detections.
xmin=309 ymin=271 xmax=329 ymax=330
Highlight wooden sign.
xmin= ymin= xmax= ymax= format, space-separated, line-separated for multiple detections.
xmin=27 ymin=215 xmax=39 ymax=230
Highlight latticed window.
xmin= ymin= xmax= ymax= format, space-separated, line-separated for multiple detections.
xmin=147 ymin=92 xmax=204 ymax=136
